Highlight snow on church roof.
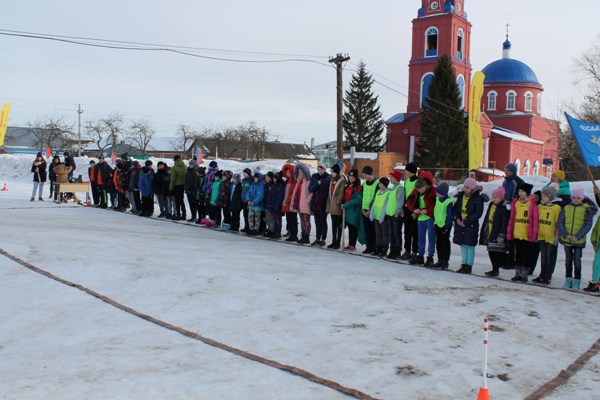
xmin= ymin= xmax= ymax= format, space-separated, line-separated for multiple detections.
xmin=491 ymin=127 xmax=544 ymax=144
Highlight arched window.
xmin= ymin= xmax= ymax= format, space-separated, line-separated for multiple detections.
xmin=457 ymin=29 xmax=464 ymax=60
xmin=506 ymin=90 xmax=517 ymax=110
xmin=524 ymin=92 xmax=533 ymax=112
xmin=537 ymin=93 xmax=542 ymax=114
xmin=488 ymin=91 xmax=497 ymax=111
xmin=457 ymin=75 xmax=465 ymax=109
xmin=533 ymin=160 xmax=540 ymax=176
xmin=514 ymin=159 xmax=521 ymax=176
xmin=421 ymin=73 xmax=434 ymax=107
xmin=524 ymin=160 xmax=531 ymax=176
xmin=425 ymin=27 xmax=438 ymax=57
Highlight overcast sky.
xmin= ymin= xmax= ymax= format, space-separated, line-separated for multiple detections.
xmin=1 ymin=0 xmax=598 ymax=145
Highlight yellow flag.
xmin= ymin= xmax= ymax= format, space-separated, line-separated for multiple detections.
xmin=0 ymin=103 xmax=11 ymax=147
xmin=468 ymin=72 xmax=485 ymax=171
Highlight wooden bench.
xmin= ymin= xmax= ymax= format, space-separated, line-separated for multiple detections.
xmin=56 ymin=182 xmax=90 ymax=203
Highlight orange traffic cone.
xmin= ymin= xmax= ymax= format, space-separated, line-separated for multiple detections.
xmin=1 ymin=182 xmax=7 ymax=191
xmin=477 ymin=387 xmax=489 ymax=400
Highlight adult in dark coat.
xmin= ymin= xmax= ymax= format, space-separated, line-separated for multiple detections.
xmin=308 ymin=162 xmax=331 ymax=245
xmin=94 ymin=155 xmax=113 ymax=208
xmin=228 ymin=174 xmax=244 ymax=231
xmin=153 ymin=161 xmax=169 ymax=217
xmin=30 ymin=153 xmax=47 ymax=201
xmin=48 ymin=155 xmax=60 ymax=199
xmin=63 ymin=151 xmax=76 ymax=181
xmin=266 ymin=173 xmax=286 ymax=238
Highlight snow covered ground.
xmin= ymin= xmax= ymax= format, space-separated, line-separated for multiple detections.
xmin=1 ymin=154 xmax=599 ymax=399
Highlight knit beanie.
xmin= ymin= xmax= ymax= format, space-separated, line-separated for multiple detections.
xmin=463 ymin=178 xmax=477 ymax=190
xmin=505 ymin=163 xmax=518 ymax=175
xmin=209 ymin=160 xmax=218 ymax=168
xmin=553 ymin=170 xmax=566 ymax=182
xmin=492 ymin=186 xmax=506 ymax=199
xmin=348 ymin=169 xmax=359 ymax=179
xmin=379 ymin=177 xmax=390 ymax=187
xmin=145 ymin=160 xmax=153 ymax=167
xmin=331 ymin=163 xmax=340 ymax=174
xmin=362 ymin=165 xmax=374 ymax=175
xmin=389 ymin=170 xmax=403 ymax=182
xmin=188 ymin=159 xmax=197 ymax=167
xmin=572 ymin=188 xmax=585 ymax=199
xmin=542 ymin=186 xmax=556 ymax=201
xmin=243 ymin=168 xmax=252 ymax=177
xmin=436 ymin=182 xmax=449 ymax=196
xmin=405 ymin=162 xmax=418 ymax=174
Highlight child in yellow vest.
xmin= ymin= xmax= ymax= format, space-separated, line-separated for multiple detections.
xmin=557 ymin=187 xmax=598 ymax=289
xmin=431 ymin=182 xmax=453 ymax=270
xmin=480 ymin=186 xmax=510 ymax=277
xmin=506 ymin=183 xmax=538 ymax=282
xmin=532 ymin=186 xmax=562 ymax=285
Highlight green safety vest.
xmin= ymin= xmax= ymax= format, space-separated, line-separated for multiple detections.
xmin=405 ymin=177 xmax=417 ymax=200
xmin=386 ymin=184 xmax=402 ymax=216
xmin=372 ymin=189 xmax=390 ymax=220
xmin=362 ymin=179 xmax=379 ymax=211
xmin=434 ymin=197 xmax=454 ymax=227
xmin=418 ymin=194 xmax=431 ymax=221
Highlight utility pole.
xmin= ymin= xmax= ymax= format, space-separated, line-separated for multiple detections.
xmin=77 ymin=104 xmax=83 ymax=156
xmin=329 ymin=53 xmax=350 ymax=162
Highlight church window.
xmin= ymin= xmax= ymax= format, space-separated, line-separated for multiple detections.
xmin=514 ymin=159 xmax=521 ymax=176
xmin=533 ymin=160 xmax=540 ymax=176
xmin=425 ymin=27 xmax=438 ymax=57
xmin=421 ymin=73 xmax=434 ymax=107
xmin=524 ymin=160 xmax=531 ymax=176
xmin=457 ymin=29 xmax=464 ymax=60
xmin=524 ymin=92 xmax=533 ymax=112
xmin=506 ymin=90 xmax=517 ymax=110
xmin=537 ymin=94 xmax=542 ymax=114
xmin=457 ymin=75 xmax=465 ymax=109
xmin=488 ymin=91 xmax=497 ymax=111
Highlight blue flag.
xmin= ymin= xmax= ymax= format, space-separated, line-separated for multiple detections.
xmin=565 ymin=113 xmax=600 ymax=167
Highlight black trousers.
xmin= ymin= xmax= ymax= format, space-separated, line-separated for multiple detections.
xmin=330 ymin=214 xmax=342 ymax=244
xmin=314 ymin=209 xmax=328 ymax=241
xmin=363 ymin=214 xmax=376 ymax=251
xmin=435 ymin=226 xmax=451 ymax=262
xmin=403 ymin=209 xmax=418 ymax=254
xmin=141 ymin=196 xmax=154 ymax=215
xmin=348 ymin=224 xmax=358 ymax=247
xmin=90 ymin=182 xmax=100 ymax=205
xmin=286 ymin=212 xmax=298 ymax=238
xmin=173 ymin=186 xmax=186 ymax=217
xmin=488 ymin=251 xmax=506 ymax=272
xmin=186 ymin=192 xmax=198 ymax=219
xmin=230 ymin=209 xmax=241 ymax=231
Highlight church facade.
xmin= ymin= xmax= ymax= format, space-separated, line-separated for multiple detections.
xmin=385 ymin=0 xmax=559 ymax=180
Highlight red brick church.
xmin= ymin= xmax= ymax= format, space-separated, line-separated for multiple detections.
xmin=385 ymin=0 xmax=559 ymax=181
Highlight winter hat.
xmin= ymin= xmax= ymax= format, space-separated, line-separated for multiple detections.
xmin=254 ymin=166 xmax=261 ymax=174
xmin=553 ymin=170 xmax=566 ymax=182
xmin=157 ymin=161 xmax=166 ymax=168
xmin=492 ymin=186 xmax=506 ymax=199
xmin=362 ymin=165 xmax=374 ymax=175
xmin=209 ymin=160 xmax=218 ymax=168
xmin=98 ymin=155 xmax=105 ymax=160
xmin=436 ymin=182 xmax=449 ymax=196
xmin=215 ymin=170 xmax=223 ymax=179
xmin=132 ymin=160 xmax=140 ymax=168
xmin=379 ymin=177 xmax=390 ymax=187
xmin=348 ymin=169 xmax=359 ymax=178
xmin=517 ymin=182 xmax=534 ymax=196
xmin=116 ymin=159 xmax=123 ymax=165
xmin=89 ymin=160 xmax=96 ymax=165
xmin=463 ymin=178 xmax=477 ymax=190
xmin=317 ymin=162 xmax=327 ymax=170
xmin=331 ymin=163 xmax=340 ymax=174
xmin=173 ymin=154 xmax=181 ymax=161
xmin=232 ymin=173 xmax=241 ymax=182
xmin=266 ymin=171 xmax=275 ymax=180
xmin=541 ymin=187 xmax=556 ymax=200
xmin=188 ymin=159 xmax=198 ymax=167
xmin=505 ymin=163 xmax=518 ymax=175
xmin=572 ymin=188 xmax=585 ymax=199
xmin=243 ymin=168 xmax=252 ymax=177
xmin=274 ymin=172 xmax=282 ymax=180
xmin=36 ymin=152 xmax=43 ymax=157
xmin=64 ymin=151 xmax=70 ymax=157
xmin=198 ymin=166 xmax=206 ymax=175
xmin=145 ymin=160 xmax=153 ymax=167
xmin=389 ymin=170 xmax=403 ymax=182
xmin=405 ymin=162 xmax=418 ymax=174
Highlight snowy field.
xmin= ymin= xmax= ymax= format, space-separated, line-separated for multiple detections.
xmin=1 ymin=154 xmax=599 ymax=399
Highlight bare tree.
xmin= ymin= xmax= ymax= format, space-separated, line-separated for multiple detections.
xmin=27 ymin=116 xmax=73 ymax=152
xmin=85 ymin=120 xmax=109 ymax=155
xmin=101 ymin=113 xmax=125 ymax=151
xmin=171 ymin=124 xmax=200 ymax=156
xmin=126 ymin=119 xmax=155 ymax=156
xmin=241 ymin=121 xmax=272 ymax=161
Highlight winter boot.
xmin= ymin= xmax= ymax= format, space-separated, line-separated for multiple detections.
xmin=38 ymin=197 xmax=44 ymax=201
xmin=424 ymin=256 xmax=434 ymax=267
xmin=409 ymin=255 xmax=419 ymax=265
xmin=485 ymin=270 xmax=499 ymax=277
xmin=572 ymin=279 xmax=581 ymax=290
xmin=297 ymin=235 xmax=310 ymax=244
xmin=399 ymin=251 xmax=411 ymax=260
xmin=583 ymin=281 xmax=600 ymax=292
xmin=563 ymin=277 xmax=573 ymax=289
xmin=30 ymin=197 xmax=35 ymax=201
xmin=456 ymin=264 xmax=472 ymax=274
xmin=285 ymin=235 xmax=298 ymax=242
xmin=330 ymin=241 xmax=340 ymax=250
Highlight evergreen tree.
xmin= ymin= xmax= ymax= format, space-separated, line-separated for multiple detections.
xmin=343 ymin=61 xmax=385 ymax=152
xmin=415 ymin=55 xmax=468 ymax=170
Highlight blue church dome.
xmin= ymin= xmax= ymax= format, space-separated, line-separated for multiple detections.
xmin=482 ymin=58 xmax=540 ymax=85
xmin=482 ymin=38 xmax=540 ymax=85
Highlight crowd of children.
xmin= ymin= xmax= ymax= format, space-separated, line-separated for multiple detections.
xmin=32 ymin=153 xmax=600 ymax=293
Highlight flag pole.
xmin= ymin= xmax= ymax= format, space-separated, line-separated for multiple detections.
xmin=586 ymin=166 xmax=599 ymax=192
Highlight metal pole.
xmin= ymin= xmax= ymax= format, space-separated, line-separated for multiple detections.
xmin=77 ymin=104 xmax=83 ymax=157
xmin=329 ymin=54 xmax=350 ymax=162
